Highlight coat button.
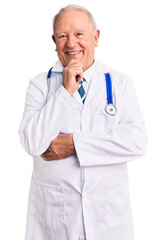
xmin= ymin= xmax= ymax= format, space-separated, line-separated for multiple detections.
xmin=79 ymin=235 xmax=85 ymax=240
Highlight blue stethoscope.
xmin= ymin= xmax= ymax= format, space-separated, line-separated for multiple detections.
xmin=105 ymin=73 xmax=117 ymax=116
xmin=47 ymin=68 xmax=117 ymax=116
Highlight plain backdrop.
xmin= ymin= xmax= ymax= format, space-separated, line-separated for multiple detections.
xmin=0 ymin=0 xmax=167 ymax=239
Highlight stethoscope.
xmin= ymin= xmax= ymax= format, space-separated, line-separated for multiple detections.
xmin=47 ymin=68 xmax=117 ymax=116
xmin=105 ymin=73 xmax=117 ymax=116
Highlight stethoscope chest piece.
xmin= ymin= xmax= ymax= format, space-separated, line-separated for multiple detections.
xmin=105 ymin=104 xmax=117 ymax=116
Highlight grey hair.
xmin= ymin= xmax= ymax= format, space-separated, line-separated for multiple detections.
xmin=52 ymin=4 xmax=97 ymax=35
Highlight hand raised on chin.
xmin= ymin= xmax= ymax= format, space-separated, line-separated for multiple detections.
xmin=63 ymin=59 xmax=84 ymax=96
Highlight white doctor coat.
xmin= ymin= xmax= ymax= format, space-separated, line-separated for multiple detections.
xmin=19 ymin=59 xmax=147 ymax=240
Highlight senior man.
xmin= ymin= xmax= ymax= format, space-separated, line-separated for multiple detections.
xmin=19 ymin=4 xmax=147 ymax=240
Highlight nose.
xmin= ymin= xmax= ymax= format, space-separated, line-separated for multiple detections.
xmin=66 ymin=35 xmax=77 ymax=48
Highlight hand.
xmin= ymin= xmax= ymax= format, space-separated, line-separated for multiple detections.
xmin=41 ymin=134 xmax=76 ymax=161
xmin=63 ymin=59 xmax=84 ymax=96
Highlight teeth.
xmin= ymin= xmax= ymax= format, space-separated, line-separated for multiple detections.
xmin=67 ymin=51 xmax=80 ymax=55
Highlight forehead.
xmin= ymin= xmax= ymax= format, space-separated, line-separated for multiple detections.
xmin=54 ymin=9 xmax=91 ymax=32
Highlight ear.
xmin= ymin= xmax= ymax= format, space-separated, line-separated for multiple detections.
xmin=94 ymin=29 xmax=100 ymax=47
xmin=52 ymin=34 xmax=57 ymax=51
xmin=52 ymin=34 xmax=56 ymax=44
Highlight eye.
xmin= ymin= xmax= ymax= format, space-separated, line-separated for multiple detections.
xmin=76 ymin=33 xmax=83 ymax=37
xmin=58 ymin=34 xmax=67 ymax=39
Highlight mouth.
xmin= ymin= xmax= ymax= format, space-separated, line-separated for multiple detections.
xmin=65 ymin=50 xmax=82 ymax=56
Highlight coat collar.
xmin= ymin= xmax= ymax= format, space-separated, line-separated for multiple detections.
xmin=82 ymin=59 xmax=113 ymax=106
xmin=52 ymin=60 xmax=64 ymax=72
xmin=51 ymin=58 xmax=112 ymax=107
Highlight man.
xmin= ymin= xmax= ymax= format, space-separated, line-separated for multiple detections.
xmin=19 ymin=4 xmax=147 ymax=240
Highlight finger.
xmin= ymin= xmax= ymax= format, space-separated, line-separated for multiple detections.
xmin=67 ymin=62 xmax=84 ymax=71
xmin=41 ymin=150 xmax=52 ymax=158
xmin=68 ymin=59 xmax=83 ymax=66
xmin=43 ymin=156 xmax=56 ymax=161
xmin=42 ymin=153 xmax=61 ymax=161
xmin=76 ymin=74 xmax=83 ymax=83
xmin=41 ymin=152 xmax=55 ymax=160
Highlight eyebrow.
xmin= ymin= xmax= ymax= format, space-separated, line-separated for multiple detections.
xmin=55 ymin=29 xmax=86 ymax=34
xmin=55 ymin=31 xmax=66 ymax=35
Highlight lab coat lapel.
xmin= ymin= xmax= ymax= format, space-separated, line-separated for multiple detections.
xmin=72 ymin=59 xmax=110 ymax=107
xmin=73 ymin=90 xmax=83 ymax=107
xmin=83 ymin=71 xmax=103 ymax=106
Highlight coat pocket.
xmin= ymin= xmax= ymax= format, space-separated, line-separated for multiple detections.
xmin=98 ymin=99 xmax=119 ymax=131
xmin=35 ymin=181 xmax=65 ymax=230
xmin=105 ymin=181 xmax=131 ymax=229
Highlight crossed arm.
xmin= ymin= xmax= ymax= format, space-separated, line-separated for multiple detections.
xmin=41 ymin=60 xmax=83 ymax=161
xmin=41 ymin=134 xmax=76 ymax=161
xmin=19 ymin=60 xmax=147 ymax=165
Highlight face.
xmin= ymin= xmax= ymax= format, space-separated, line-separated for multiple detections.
xmin=52 ymin=9 xmax=100 ymax=71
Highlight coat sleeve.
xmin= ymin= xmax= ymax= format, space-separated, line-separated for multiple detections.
xmin=73 ymin=76 xmax=148 ymax=167
xmin=18 ymin=73 xmax=77 ymax=156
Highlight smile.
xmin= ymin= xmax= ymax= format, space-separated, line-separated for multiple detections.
xmin=66 ymin=50 xmax=82 ymax=56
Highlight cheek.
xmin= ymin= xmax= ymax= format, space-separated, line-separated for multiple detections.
xmin=55 ymin=41 xmax=65 ymax=52
xmin=78 ymin=40 xmax=85 ymax=50
xmin=86 ymin=43 xmax=95 ymax=56
xmin=81 ymin=38 xmax=95 ymax=52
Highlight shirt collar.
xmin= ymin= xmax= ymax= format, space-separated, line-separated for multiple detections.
xmin=51 ymin=59 xmax=96 ymax=83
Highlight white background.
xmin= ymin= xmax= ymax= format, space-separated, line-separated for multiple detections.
xmin=0 ymin=0 xmax=167 ymax=239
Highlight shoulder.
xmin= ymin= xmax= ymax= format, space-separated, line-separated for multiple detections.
xmin=27 ymin=72 xmax=48 ymax=94
xmin=29 ymin=72 xmax=47 ymax=86
xmin=95 ymin=59 xmax=134 ymax=88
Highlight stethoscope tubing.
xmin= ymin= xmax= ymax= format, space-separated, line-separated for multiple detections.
xmin=105 ymin=73 xmax=113 ymax=105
